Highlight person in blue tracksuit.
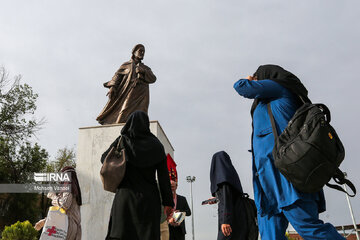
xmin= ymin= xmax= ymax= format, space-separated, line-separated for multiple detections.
xmin=233 ymin=64 xmax=345 ymax=240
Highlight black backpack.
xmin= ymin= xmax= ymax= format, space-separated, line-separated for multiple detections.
xmin=242 ymin=193 xmax=259 ymax=240
xmin=267 ymin=103 xmax=356 ymax=196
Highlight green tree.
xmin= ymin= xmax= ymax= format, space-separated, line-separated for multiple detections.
xmin=46 ymin=146 xmax=76 ymax=172
xmin=1 ymin=220 xmax=38 ymax=240
xmin=0 ymin=67 xmax=44 ymax=142
xmin=0 ymin=67 xmax=48 ymax=230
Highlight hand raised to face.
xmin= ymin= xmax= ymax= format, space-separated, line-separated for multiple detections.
xmin=246 ymin=75 xmax=258 ymax=81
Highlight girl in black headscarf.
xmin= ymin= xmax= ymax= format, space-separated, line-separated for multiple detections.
xmin=210 ymin=151 xmax=247 ymax=240
xmin=35 ymin=166 xmax=82 ymax=240
xmin=105 ymin=111 xmax=174 ymax=240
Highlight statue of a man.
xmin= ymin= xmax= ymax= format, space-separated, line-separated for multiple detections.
xmin=96 ymin=44 xmax=157 ymax=124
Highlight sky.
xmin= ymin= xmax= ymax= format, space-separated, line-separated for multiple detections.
xmin=1 ymin=0 xmax=360 ymax=239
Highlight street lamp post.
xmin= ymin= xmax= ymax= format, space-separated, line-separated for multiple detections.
xmin=343 ymin=172 xmax=359 ymax=240
xmin=186 ymin=176 xmax=196 ymax=240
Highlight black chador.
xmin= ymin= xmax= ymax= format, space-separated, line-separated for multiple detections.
xmin=105 ymin=111 xmax=173 ymax=240
xmin=210 ymin=151 xmax=248 ymax=240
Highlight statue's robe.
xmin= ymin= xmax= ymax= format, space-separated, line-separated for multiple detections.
xmin=97 ymin=59 xmax=156 ymax=124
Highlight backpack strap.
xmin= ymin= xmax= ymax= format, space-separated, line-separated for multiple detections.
xmin=326 ymin=168 xmax=356 ymax=197
xmin=117 ymin=135 xmax=125 ymax=150
xmin=267 ymin=103 xmax=279 ymax=142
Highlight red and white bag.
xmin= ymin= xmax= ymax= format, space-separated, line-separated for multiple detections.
xmin=40 ymin=206 xmax=68 ymax=240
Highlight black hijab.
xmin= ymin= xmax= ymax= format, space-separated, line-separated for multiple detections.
xmin=121 ymin=111 xmax=165 ymax=168
xmin=250 ymin=64 xmax=311 ymax=115
xmin=210 ymin=151 xmax=244 ymax=196
xmin=61 ymin=166 xmax=82 ymax=206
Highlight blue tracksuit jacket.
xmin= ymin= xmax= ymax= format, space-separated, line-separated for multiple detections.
xmin=233 ymin=79 xmax=325 ymax=217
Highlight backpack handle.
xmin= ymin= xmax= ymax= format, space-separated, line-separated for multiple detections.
xmin=315 ymin=104 xmax=331 ymax=123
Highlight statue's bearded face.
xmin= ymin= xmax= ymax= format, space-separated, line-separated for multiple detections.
xmin=133 ymin=47 xmax=145 ymax=61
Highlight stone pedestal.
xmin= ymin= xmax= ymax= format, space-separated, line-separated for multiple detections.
xmin=76 ymin=121 xmax=174 ymax=240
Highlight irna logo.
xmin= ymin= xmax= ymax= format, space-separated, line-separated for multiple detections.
xmin=34 ymin=173 xmax=71 ymax=182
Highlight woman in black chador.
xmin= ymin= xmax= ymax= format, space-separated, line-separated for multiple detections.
xmin=210 ymin=151 xmax=248 ymax=240
xmin=105 ymin=111 xmax=174 ymax=240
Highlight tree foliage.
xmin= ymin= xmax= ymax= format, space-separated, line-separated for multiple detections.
xmin=0 ymin=67 xmax=48 ymax=230
xmin=46 ymin=147 xmax=76 ymax=172
xmin=1 ymin=220 xmax=38 ymax=240
xmin=0 ymin=140 xmax=48 ymax=183
xmin=0 ymin=67 xmax=48 ymax=184
xmin=0 ymin=67 xmax=44 ymax=142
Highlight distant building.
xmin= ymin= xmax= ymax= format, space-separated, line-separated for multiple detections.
xmin=335 ymin=224 xmax=360 ymax=240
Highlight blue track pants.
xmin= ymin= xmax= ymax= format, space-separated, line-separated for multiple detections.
xmin=258 ymin=199 xmax=345 ymax=240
